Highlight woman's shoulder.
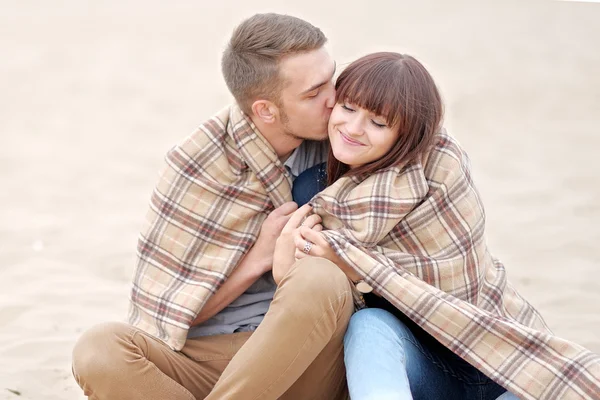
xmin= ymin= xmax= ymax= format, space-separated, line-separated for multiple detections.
xmin=425 ymin=129 xmax=469 ymax=165
xmin=431 ymin=129 xmax=467 ymax=158
xmin=422 ymin=128 xmax=473 ymax=184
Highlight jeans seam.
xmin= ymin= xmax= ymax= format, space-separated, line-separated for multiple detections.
xmin=184 ymin=354 xmax=232 ymax=362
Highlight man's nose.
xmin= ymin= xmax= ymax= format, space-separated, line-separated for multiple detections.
xmin=325 ymin=85 xmax=336 ymax=109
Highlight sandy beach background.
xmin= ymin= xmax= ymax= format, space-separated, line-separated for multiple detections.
xmin=1 ymin=0 xmax=599 ymax=398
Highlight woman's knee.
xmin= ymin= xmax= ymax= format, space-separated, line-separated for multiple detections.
xmin=345 ymin=308 xmax=416 ymax=346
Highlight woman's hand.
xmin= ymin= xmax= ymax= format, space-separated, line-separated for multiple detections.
xmin=272 ymin=204 xmax=322 ymax=284
xmin=295 ymin=226 xmax=363 ymax=282
xmin=293 ymin=227 xmax=338 ymax=264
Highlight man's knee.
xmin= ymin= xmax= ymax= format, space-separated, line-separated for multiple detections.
xmin=283 ymin=256 xmax=351 ymax=297
xmin=72 ymin=322 xmax=134 ymax=385
xmin=276 ymin=257 xmax=354 ymax=325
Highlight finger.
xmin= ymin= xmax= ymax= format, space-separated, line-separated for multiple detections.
xmin=300 ymin=213 xmax=322 ymax=229
xmin=299 ymin=226 xmax=327 ymax=245
xmin=295 ymin=249 xmax=308 ymax=259
xmin=282 ymin=204 xmax=313 ymax=232
xmin=293 ymin=229 xmax=307 ymax=250
xmin=313 ymin=224 xmax=323 ymax=232
xmin=272 ymin=201 xmax=299 ymax=216
xmin=294 ymin=230 xmax=320 ymax=257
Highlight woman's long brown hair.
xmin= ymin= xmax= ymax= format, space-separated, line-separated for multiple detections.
xmin=327 ymin=52 xmax=444 ymax=185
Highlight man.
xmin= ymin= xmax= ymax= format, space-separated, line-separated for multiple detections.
xmin=72 ymin=13 xmax=354 ymax=400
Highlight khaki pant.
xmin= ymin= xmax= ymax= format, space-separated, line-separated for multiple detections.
xmin=72 ymin=257 xmax=354 ymax=399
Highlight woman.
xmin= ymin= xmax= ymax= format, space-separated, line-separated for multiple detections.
xmin=279 ymin=52 xmax=600 ymax=399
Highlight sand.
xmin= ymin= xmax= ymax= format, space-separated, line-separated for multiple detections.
xmin=1 ymin=1 xmax=599 ymax=398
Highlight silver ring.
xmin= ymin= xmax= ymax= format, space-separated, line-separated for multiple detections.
xmin=302 ymin=241 xmax=313 ymax=254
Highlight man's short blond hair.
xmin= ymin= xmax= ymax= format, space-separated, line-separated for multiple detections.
xmin=222 ymin=13 xmax=327 ymax=115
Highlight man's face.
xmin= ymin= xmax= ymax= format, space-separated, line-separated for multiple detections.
xmin=277 ymin=47 xmax=336 ymax=141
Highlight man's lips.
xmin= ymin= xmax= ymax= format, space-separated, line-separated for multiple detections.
xmin=339 ymin=130 xmax=365 ymax=146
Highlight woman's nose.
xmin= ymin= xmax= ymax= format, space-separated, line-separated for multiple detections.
xmin=345 ymin=115 xmax=365 ymax=136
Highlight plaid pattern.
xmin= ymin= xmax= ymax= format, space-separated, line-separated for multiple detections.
xmin=312 ymin=131 xmax=600 ymax=400
xmin=128 ymin=105 xmax=292 ymax=350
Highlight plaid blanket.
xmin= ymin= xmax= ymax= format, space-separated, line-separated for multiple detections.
xmin=311 ymin=131 xmax=600 ymax=400
xmin=128 ymin=105 xmax=293 ymax=350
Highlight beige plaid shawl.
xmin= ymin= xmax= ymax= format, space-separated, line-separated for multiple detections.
xmin=128 ymin=105 xmax=292 ymax=350
xmin=311 ymin=131 xmax=600 ymax=400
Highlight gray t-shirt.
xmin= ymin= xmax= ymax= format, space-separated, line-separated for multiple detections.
xmin=188 ymin=140 xmax=327 ymax=338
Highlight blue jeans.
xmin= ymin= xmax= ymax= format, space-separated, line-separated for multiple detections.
xmin=344 ymin=308 xmax=519 ymax=400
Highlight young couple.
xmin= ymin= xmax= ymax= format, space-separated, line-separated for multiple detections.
xmin=72 ymin=13 xmax=600 ymax=400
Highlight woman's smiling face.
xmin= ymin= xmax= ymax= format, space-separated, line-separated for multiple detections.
xmin=328 ymin=101 xmax=399 ymax=169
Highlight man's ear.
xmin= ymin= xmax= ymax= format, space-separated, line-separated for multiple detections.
xmin=251 ymin=100 xmax=278 ymax=124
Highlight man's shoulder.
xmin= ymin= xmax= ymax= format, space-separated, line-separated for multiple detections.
xmin=196 ymin=105 xmax=234 ymax=134
xmin=176 ymin=105 xmax=234 ymax=146
xmin=164 ymin=105 xmax=235 ymax=163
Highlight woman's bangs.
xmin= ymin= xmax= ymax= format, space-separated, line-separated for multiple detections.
xmin=335 ymin=62 xmax=402 ymax=127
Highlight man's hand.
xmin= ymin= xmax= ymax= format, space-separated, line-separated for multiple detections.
xmin=252 ymin=201 xmax=299 ymax=274
xmin=272 ymin=204 xmax=322 ymax=284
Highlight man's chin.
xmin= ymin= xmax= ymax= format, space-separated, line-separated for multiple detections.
xmin=311 ymin=132 xmax=329 ymax=141
xmin=289 ymin=130 xmax=328 ymax=142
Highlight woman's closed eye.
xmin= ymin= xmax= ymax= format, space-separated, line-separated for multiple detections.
xmin=342 ymin=103 xmax=355 ymax=112
xmin=371 ymin=119 xmax=387 ymax=128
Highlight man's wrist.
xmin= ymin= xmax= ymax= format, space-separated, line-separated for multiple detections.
xmin=244 ymin=247 xmax=272 ymax=276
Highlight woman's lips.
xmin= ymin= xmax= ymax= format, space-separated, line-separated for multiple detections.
xmin=339 ymin=130 xmax=365 ymax=146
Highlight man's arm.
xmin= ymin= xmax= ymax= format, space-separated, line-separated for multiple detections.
xmin=191 ymin=246 xmax=270 ymax=325
xmin=191 ymin=201 xmax=299 ymax=326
